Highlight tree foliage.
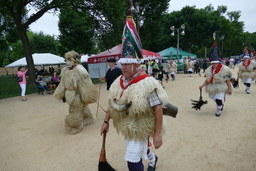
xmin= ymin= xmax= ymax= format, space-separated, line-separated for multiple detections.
xmin=58 ymin=8 xmax=95 ymax=55
xmin=0 ymin=0 xmax=127 ymax=83
xmin=82 ymin=0 xmax=127 ymax=50
xmin=9 ymin=40 xmax=24 ymax=63
xmin=29 ymin=31 xmax=59 ymax=54
xmin=0 ymin=0 xmax=70 ymax=84
xmin=157 ymin=4 xmax=250 ymax=58
xmin=134 ymin=0 xmax=169 ymax=51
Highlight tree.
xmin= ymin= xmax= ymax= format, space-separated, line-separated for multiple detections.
xmin=158 ymin=4 xmax=247 ymax=58
xmin=134 ymin=0 xmax=169 ymax=52
xmin=2 ymin=58 xmax=10 ymax=66
xmin=9 ymin=40 xmax=24 ymax=63
xmin=58 ymin=9 xmax=95 ymax=55
xmin=0 ymin=11 xmax=19 ymax=67
xmin=159 ymin=6 xmax=218 ymax=54
xmin=1 ymin=31 xmax=59 ymax=67
xmin=0 ymin=0 xmax=126 ymax=84
xmin=0 ymin=0 xmax=70 ymax=84
xmin=0 ymin=42 xmax=9 ymax=67
xmin=243 ymin=32 xmax=256 ymax=51
xmin=91 ymin=0 xmax=126 ymax=50
xmin=29 ymin=31 xmax=59 ymax=54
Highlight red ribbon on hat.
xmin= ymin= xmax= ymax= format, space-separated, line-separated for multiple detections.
xmin=209 ymin=64 xmax=222 ymax=83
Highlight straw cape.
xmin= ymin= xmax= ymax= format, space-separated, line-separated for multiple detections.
xmin=205 ymin=32 xmax=232 ymax=95
xmin=54 ymin=51 xmax=98 ymax=134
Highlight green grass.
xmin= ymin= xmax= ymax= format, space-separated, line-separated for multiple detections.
xmin=0 ymin=75 xmax=39 ymax=99
xmin=0 ymin=76 xmax=100 ymax=99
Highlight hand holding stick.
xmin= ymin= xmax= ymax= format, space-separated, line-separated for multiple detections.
xmin=191 ymin=88 xmax=208 ymax=110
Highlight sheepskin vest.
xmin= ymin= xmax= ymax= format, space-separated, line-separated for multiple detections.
xmin=109 ymin=75 xmax=169 ymax=141
xmin=60 ymin=65 xmax=97 ymax=104
xmin=169 ymin=63 xmax=177 ymax=73
xmin=205 ymin=64 xmax=232 ymax=94
xmin=238 ymin=60 xmax=256 ymax=79
xmin=186 ymin=61 xmax=194 ymax=69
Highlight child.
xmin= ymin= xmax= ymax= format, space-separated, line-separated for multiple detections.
xmin=158 ymin=65 xmax=167 ymax=88
xmin=169 ymin=60 xmax=177 ymax=81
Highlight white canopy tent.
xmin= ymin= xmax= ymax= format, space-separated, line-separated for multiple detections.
xmin=80 ymin=54 xmax=95 ymax=63
xmin=5 ymin=53 xmax=66 ymax=67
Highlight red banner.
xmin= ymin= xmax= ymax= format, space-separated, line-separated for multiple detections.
xmin=88 ymin=55 xmax=121 ymax=64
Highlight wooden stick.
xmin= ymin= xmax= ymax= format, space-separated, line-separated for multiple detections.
xmin=99 ymin=131 xmax=107 ymax=162
xmin=96 ymin=68 xmax=101 ymax=117
xmin=199 ymin=88 xmax=202 ymax=100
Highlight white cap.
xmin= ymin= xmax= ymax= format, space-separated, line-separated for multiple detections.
xmin=211 ymin=60 xmax=220 ymax=64
xmin=118 ymin=58 xmax=141 ymax=64
xmin=243 ymin=55 xmax=250 ymax=59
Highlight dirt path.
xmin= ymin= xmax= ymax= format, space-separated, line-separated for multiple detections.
xmin=0 ymin=67 xmax=256 ymax=171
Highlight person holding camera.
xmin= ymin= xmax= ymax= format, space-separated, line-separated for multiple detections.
xmin=17 ymin=66 xmax=28 ymax=101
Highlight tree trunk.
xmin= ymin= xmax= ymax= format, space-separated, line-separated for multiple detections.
xmin=18 ymin=28 xmax=36 ymax=85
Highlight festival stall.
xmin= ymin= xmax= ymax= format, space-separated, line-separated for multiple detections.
xmin=87 ymin=44 xmax=160 ymax=78
xmin=158 ymin=47 xmax=197 ymax=61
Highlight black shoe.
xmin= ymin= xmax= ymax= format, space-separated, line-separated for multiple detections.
xmin=148 ymin=155 xmax=158 ymax=171
xmin=215 ymin=112 xmax=221 ymax=117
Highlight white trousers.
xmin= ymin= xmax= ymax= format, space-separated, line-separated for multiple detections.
xmin=125 ymin=138 xmax=148 ymax=163
xmin=19 ymin=83 xmax=26 ymax=96
xmin=209 ymin=92 xmax=225 ymax=101
xmin=187 ymin=68 xmax=193 ymax=72
xmin=241 ymin=78 xmax=252 ymax=84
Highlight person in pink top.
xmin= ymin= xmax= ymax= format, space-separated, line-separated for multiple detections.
xmin=17 ymin=66 xmax=28 ymax=101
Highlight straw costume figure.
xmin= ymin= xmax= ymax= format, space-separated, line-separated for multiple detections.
xmin=199 ymin=32 xmax=232 ymax=117
xmin=186 ymin=58 xmax=194 ymax=77
xmin=237 ymin=46 xmax=256 ymax=94
xmin=100 ymin=2 xmax=174 ymax=171
xmin=54 ymin=50 xmax=98 ymax=134
xmin=169 ymin=60 xmax=177 ymax=81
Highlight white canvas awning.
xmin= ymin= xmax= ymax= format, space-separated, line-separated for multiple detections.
xmin=5 ymin=53 xmax=66 ymax=67
xmin=81 ymin=54 xmax=95 ymax=63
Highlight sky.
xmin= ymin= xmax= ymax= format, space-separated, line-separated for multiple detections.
xmin=29 ymin=0 xmax=256 ymax=36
